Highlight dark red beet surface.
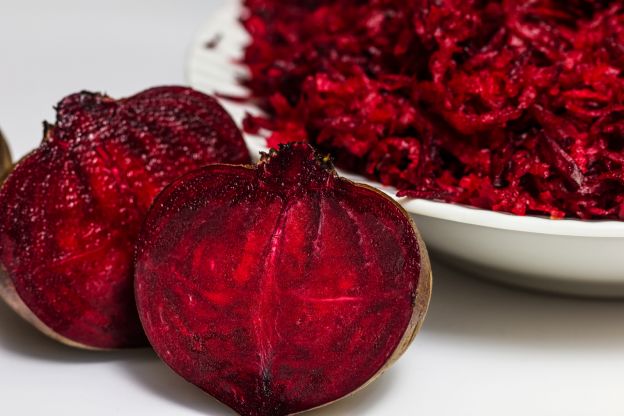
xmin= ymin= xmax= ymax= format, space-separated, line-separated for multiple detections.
xmin=241 ymin=0 xmax=624 ymax=220
xmin=135 ymin=143 xmax=431 ymax=416
xmin=0 ymin=86 xmax=250 ymax=349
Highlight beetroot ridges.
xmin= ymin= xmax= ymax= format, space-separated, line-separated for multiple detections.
xmin=0 ymin=86 xmax=251 ymax=349
xmin=135 ymin=143 xmax=431 ymax=416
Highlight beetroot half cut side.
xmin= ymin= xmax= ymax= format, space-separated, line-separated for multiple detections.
xmin=0 ymin=86 xmax=251 ymax=350
xmin=135 ymin=143 xmax=432 ymax=416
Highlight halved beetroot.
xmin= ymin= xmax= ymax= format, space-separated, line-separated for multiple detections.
xmin=135 ymin=143 xmax=431 ymax=416
xmin=0 ymin=87 xmax=250 ymax=350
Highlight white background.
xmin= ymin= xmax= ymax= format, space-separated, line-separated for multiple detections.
xmin=1 ymin=1 xmax=624 ymax=415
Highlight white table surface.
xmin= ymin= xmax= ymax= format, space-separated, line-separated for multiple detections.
xmin=1 ymin=1 xmax=624 ymax=415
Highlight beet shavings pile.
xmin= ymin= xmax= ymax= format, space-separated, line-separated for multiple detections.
xmin=241 ymin=0 xmax=624 ymax=220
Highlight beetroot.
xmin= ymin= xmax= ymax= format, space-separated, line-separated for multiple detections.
xmin=135 ymin=143 xmax=431 ymax=416
xmin=241 ymin=0 xmax=624 ymax=220
xmin=0 ymin=86 xmax=250 ymax=349
xmin=0 ymin=129 xmax=11 ymax=180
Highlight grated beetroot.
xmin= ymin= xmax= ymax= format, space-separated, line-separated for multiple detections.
xmin=240 ymin=0 xmax=624 ymax=220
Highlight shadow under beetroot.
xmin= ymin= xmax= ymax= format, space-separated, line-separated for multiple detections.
xmin=0 ymin=300 xmax=146 ymax=363
xmin=307 ymin=370 xmax=398 ymax=415
xmin=121 ymin=348 xmax=399 ymax=416
xmin=120 ymin=351 xmax=235 ymax=415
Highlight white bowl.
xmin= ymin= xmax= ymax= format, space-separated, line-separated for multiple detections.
xmin=187 ymin=0 xmax=624 ymax=297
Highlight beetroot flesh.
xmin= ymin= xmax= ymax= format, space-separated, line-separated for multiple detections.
xmin=241 ymin=0 xmax=624 ymax=220
xmin=135 ymin=143 xmax=431 ymax=416
xmin=0 ymin=86 xmax=250 ymax=349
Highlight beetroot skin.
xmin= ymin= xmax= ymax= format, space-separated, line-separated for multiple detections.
xmin=0 ymin=86 xmax=250 ymax=349
xmin=135 ymin=143 xmax=432 ymax=416
xmin=0 ymin=130 xmax=11 ymax=180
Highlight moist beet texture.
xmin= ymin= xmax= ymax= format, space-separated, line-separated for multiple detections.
xmin=0 ymin=86 xmax=250 ymax=349
xmin=135 ymin=143 xmax=428 ymax=416
xmin=241 ymin=0 xmax=624 ymax=220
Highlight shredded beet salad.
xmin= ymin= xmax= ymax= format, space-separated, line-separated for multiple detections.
xmin=239 ymin=0 xmax=624 ymax=220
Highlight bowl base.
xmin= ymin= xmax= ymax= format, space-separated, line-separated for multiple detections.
xmin=434 ymin=252 xmax=624 ymax=299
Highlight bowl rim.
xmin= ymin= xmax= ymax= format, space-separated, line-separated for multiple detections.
xmin=401 ymin=198 xmax=624 ymax=238
xmin=187 ymin=0 xmax=624 ymax=240
xmin=248 ymin=132 xmax=624 ymax=240
xmin=329 ymin=160 xmax=624 ymax=238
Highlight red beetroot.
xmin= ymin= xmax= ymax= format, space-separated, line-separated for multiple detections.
xmin=0 ymin=87 xmax=250 ymax=349
xmin=135 ymin=143 xmax=431 ymax=416
xmin=241 ymin=0 xmax=624 ymax=220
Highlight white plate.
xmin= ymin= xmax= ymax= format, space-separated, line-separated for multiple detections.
xmin=188 ymin=0 xmax=624 ymax=297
